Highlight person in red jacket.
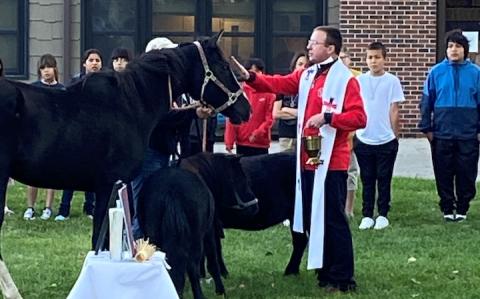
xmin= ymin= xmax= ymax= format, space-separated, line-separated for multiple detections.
xmin=232 ymin=26 xmax=366 ymax=292
xmin=224 ymin=58 xmax=276 ymax=156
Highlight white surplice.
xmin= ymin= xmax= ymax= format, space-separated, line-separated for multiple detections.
xmin=293 ymin=59 xmax=353 ymax=269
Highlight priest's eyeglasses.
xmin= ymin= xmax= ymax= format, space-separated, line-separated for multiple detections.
xmin=307 ymin=40 xmax=329 ymax=47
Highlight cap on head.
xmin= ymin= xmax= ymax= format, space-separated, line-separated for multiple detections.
xmin=145 ymin=37 xmax=178 ymax=52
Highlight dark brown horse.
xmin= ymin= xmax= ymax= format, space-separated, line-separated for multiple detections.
xmin=0 ymin=32 xmax=250 ymax=298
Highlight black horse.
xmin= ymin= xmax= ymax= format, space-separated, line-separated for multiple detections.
xmin=217 ymin=152 xmax=309 ymax=276
xmin=0 ymin=33 xmax=250 ymax=297
xmin=138 ymin=153 xmax=258 ymax=299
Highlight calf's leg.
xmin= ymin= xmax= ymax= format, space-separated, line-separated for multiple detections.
xmin=284 ymin=230 xmax=308 ymax=275
xmin=204 ymin=228 xmax=225 ymax=295
xmin=187 ymin=242 xmax=206 ymax=299
xmin=213 ymin=221 xmax=229 ymax=278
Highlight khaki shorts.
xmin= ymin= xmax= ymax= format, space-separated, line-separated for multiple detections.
xmin=347 ymin=152 xmax=359 ymax=191
xmin=279 ymin=138 xmax=297 ymax=152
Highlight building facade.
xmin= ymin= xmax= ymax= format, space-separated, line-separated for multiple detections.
xmin=1 ymin=0 xmax=479 ymax=136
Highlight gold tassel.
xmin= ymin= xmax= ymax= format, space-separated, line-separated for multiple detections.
xmin=134 ymin=239 xmax=156 ymax=262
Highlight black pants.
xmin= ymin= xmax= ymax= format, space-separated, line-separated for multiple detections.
xmin=58 ymin=190 xmax=95 ymax=217
xmin=236 ymin=145 xmax=268 ymax=157
xmin=431 ymin=138 xmax=479 ymax=215
xmin=354 ymin=138 xmax=399 ymax=218
xmin=301 ymin=170 xmax=355 ymax=285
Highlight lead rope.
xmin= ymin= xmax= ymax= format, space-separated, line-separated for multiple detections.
xmin=202 ymin=118 xmax=208 ymax=152
xmin=168 ymin=75 xmax=173 ymax=109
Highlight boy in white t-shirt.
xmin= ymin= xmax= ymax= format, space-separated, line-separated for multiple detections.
xmin=354 ymin=42 xmax=405 ymax=230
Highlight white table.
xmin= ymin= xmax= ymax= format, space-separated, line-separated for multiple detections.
xmin=68 ymin=251 xmax=179 ymax=299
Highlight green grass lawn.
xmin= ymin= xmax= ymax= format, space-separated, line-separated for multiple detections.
xmin=2 ymin=178 xmax=480 ymax=299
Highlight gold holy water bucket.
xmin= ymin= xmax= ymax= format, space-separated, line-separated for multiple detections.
xmin=302 ymin=135 xmax=322 ymax=165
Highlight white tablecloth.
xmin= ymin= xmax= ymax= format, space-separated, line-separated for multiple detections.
xmin=68 ymin=251 xmax=179 ymax=299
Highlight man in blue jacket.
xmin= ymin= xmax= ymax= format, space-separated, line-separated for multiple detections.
xmin=419 ymin=31 xmax=480 ymax=222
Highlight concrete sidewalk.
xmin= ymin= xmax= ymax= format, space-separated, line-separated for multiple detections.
xmin=215 ymin=138 xmax=458 ymax=180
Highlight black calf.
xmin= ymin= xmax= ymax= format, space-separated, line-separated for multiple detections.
xmin=138 ymin=167 xmax=214 ymax=299
xmin=139 ymin=153 xmax=258 ymax=298
xmin=220 ymin=152 xmax=309 ymax=275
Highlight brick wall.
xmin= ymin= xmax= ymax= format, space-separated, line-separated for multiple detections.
xmin=340 ymin=0 xmax=437 ymax=137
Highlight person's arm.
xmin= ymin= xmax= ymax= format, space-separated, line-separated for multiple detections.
xmin=159 ymin=105 xmax=213 ymax=128
xmin=419 ymin=74 xmax=436 ymax=142
xmin=251 ymin=94 xmax=276 ymax=140
xmin=231 ymin=56 xmax=302 ymax=96
xmin=281 ymin=107 xmax=297 ymax=118
xmin=161 ymin=108 xmax=197 ymax=127
xmin=389 ymin=77 xmax=405 ymax=139
xmin=419 ymin=71 xmax=436 ymax=142
xmin=390 ymin=102 xmax=400 ymax=138
xmin=477 ymin=76 xmax=480 ymax=142
xmin=224 ymin=118 xmax=235 ymax=153
xmin=305 ymin=77 xmax=367 ymax=130
xmin=272 ymin=101 xmax=297 ymax=120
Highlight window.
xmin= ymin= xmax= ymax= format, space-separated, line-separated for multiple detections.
xmin=82 ymin=0 xmax=326 ymax=72
xmin=271 ymin=0 xmax=317 ymax=73
xmin=443 ymin=0 xmax=480 ymax=64
xmin=152 ymin=0 xmax=196 ymax=44
xmin=0 ymin=0 xmax=28 ymax=78
xmin=212 ymin=0 xmax=255 ymax=64
xmin=84 ymin=0 xmax=137 ymax=66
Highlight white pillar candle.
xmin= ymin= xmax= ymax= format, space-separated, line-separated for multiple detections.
xmin=109 ymin=208 xmax=124 ymax=261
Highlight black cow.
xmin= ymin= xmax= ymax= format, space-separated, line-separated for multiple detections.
xmin=138 ymin=153 xmax=258 ymax=299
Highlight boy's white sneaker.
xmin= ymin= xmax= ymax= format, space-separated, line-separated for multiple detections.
xmin=374 ymin=216 xmax=389 ymax=230
xmin=23 ymin=208 xmax=35 ymax=220
xmin=40 ymin=208 xmax=52 ymax=220
xmin=443 ymin=214 xmax=455 ymax=222
xmin=358 ymin=217 xmax=375 ymax=230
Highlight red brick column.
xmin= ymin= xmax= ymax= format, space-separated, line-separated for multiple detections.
xmin=340 ymin=0 xmax=437 ymax=137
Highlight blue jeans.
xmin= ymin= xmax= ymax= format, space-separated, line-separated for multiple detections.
xmin=57 ymin=190 xmax=95 ymax=217
xmin=131 ymin=147 xmax=170 ymax=239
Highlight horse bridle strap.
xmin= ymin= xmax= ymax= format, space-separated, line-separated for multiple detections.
xmin=193 ymin=41 xmax=244 ymax=114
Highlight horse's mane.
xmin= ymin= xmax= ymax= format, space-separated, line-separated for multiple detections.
xmin=61 ymin=46 xmax=187 ymax=104
xmin=126 ymin=47 xmax=187 ymax=92
xmin=8 ymin=79 xmax=66 ymax=95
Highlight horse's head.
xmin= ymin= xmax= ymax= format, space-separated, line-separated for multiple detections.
xmin=187 ymin=32 xmax=251 ymax=124
xmin=210 ymin=153 xmax=259 ymax=217
xmin=181 ymin=153 xmax=259 ymax=217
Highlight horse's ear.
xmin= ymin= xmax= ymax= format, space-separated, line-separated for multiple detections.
xmin=210 ymin=30 xmax=225 ymax=47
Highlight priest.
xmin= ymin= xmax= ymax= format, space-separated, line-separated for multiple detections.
xmin=232 ymin=26 xmax=366 ymax=292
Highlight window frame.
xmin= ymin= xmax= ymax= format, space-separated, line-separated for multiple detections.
xmin=81 ymin=0 xmax=327 ymax=73
xmin=1 ymin=0 xmax=29 ymax=79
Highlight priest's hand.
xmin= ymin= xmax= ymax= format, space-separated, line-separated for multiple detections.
xmin=305 ymin=113 xmax=326 ymax=128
